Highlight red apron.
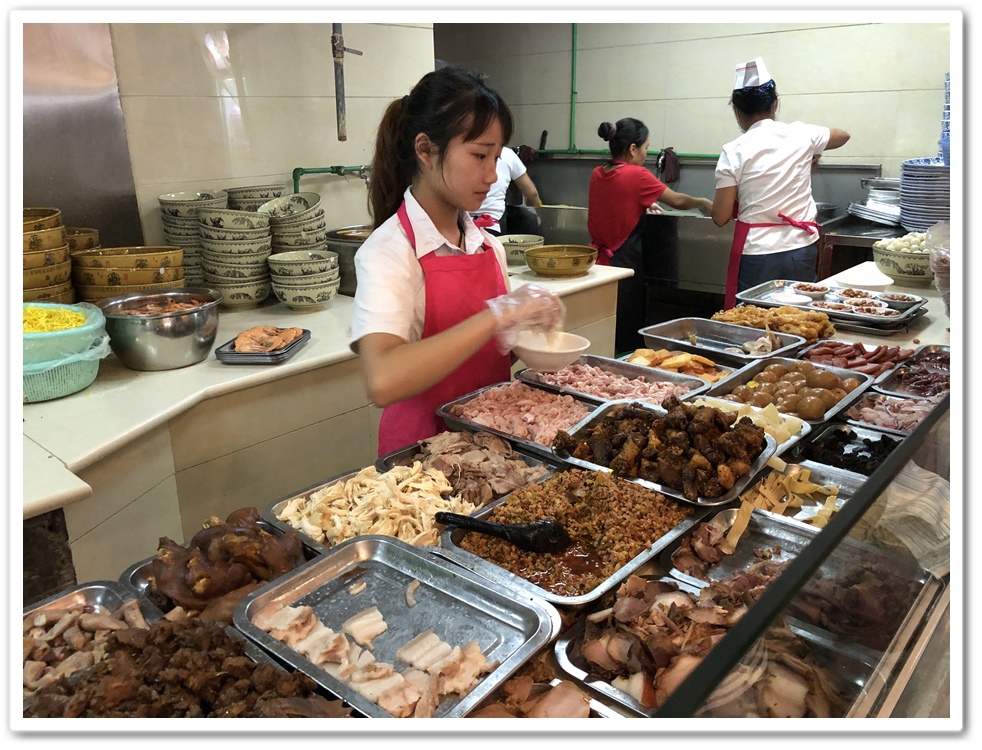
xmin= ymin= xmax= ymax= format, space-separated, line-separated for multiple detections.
xmin=723 ymin=211 xmax=819 ymax=309
xmin=593 ymin=160 xmax=631 ymax=266
xmin=376 ymin=202 xmax=511 ymax=456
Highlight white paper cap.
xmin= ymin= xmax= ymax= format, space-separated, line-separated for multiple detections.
xmin=733 ymin=57 xmax=772 ymax=89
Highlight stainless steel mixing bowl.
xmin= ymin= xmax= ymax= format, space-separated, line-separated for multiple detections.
xmin=96 ymin=288 xmax=222 ymax=371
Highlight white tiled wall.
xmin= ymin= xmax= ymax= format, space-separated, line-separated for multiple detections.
xmin=435 ymin=21 xmax=953 ymax=177
xmin=109 ymin=23 xmax=434 ymax=243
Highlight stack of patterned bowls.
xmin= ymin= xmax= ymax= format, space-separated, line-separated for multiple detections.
xmin=197 ymin=206 xmax=273 ymax=307
xmin=65 ymin=227 xmax=101 ymax=255
xmin=158 ymin=190 xmax=228 ymax=286
xmin=258 ymin=192 xmax=328 ymax=256
xmin=24 ymin=207 xmax=73 ymax=303
xmin=71 ymin=246 xmax=185 ymax=303
xmin=225 ymin=183 xmax=287 ymax=212
xmin=938 ymin=71 xmax=950 ymax=166
xmin=267 ymin=249 xmax=341 ymax=310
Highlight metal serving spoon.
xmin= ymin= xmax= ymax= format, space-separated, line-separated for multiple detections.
xmin=435 ymin=512 xmax=573 ymax=554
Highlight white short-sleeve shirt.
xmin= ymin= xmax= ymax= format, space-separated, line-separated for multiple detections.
xmin=715 ymin=119 xmax=830 ymax=256
xmin=469 ymin=147 xmax=527 ymax=232
xmin=349 ymin=187 xmax=510 ymax=353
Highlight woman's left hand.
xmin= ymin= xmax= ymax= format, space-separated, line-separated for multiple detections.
xmin=645 ymin=202 xmax=664 ymax=215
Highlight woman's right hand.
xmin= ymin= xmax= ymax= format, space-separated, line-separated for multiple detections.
xmin=486 ymin=284 xmax=566 ymax=351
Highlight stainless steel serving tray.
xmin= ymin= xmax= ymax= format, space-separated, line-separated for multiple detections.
xmin=25 ymin=579 xmax=163 ymax=625
xmin=829 ymin=307 xmax=928 ymax=336
xmin=737 ymin=460 xmax=867 ymax=527
xmin=232 ymin=534 xmax=562 ymax=719
xmin=736 ymin=280 xmax=927 ymax=327
xmin=436 ymin=469 xmax=710 ymax=608
xmin=119 ymin=519 xmax=323 ymax=604
xmin=214 ymin=328 xmax=311 ymax=365
xmin=435 ymin=381 xmax=596 ymax=461
xmin=554 ymin=399 xmax=777 ymax=507
xmin=471 ymin=677 xmax=623 ymax=718
xmin=872 ymin=344 xmax=951 ymax=399
xmin=701 ymin=356 xmax=875 ymax=426
xmin=374 ymin=435 xmax=557 ymax=474
xmin=842 ymin=392 xmax=937 ymax=436
xmin=552 ymin=576 xmax=704 ymax=717
xmin=786 ymin=422 xmax=905 ymax=474
xmin=640 ymin=317 xmax=807 ymax=362
xmin=682 ymin=394 xmax=812 ymax=457
xmin=515 ymin=354 xmax=709 ymax=406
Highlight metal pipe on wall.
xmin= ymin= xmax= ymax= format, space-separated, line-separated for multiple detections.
xmin=331 ymin=24 xmax=362 ymax=142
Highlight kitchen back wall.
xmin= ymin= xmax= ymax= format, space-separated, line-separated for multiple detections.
xmin=434 ymin=21 xmax=952 ymax=178
xmin=109 ymin=22 xmax=434 ymax=246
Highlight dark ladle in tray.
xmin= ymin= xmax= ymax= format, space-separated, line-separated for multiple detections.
xmin=434 ymin=512 xmax=573 ymax=554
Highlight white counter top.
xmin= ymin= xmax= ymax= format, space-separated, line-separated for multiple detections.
xmin=22 ymin=265 xmax=632 ymax=515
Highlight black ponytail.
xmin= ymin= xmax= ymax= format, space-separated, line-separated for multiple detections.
xmin=368 ymin=66 xmax=513 ymax=229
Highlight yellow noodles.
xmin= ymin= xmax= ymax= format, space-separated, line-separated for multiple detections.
xmin=23 ymin=306 xmax=86 ymax=333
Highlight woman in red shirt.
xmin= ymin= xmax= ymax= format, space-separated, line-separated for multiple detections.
xmin=588 ymin=118 xmax=712 ymax=353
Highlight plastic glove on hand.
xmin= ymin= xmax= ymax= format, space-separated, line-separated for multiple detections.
xmin=486 ymin=284 xmax=566 ymax=353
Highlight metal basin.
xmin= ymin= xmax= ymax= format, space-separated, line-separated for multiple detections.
xmin=96 ymin=288 xmax=222 ymax=371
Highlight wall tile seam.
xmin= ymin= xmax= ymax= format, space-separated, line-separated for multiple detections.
xmin=67 ymin=472 xmax=176 ymax=546
xmin=172 ymin=403 xmax=370 ymax=471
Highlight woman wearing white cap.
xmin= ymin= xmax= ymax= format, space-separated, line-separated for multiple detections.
xmin=711 ymin=57 xmax=850 ymax=308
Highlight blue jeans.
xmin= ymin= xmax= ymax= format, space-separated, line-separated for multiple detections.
xmin=737 ymin=242 xmax=818 ymax=293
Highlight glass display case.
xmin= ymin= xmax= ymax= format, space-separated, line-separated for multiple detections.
xmin=649 ymin=396 xmax=952 ymax=718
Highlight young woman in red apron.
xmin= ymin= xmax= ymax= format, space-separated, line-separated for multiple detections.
xmin=711 ymin=57 xmax=851 ymax=309
xmin=588 ymin=118 xmax=713 ymax=353
xmin=351 ymin=67 xmax=565 ymax=456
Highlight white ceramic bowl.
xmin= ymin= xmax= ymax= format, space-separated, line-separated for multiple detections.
xmin=267 ymin=249 xmax=339 ymax=277
xmin=271 ymin=277 xmax=340 ymax=308
xmin=200 ymin=234 xmax=273 ymax=255
xmin=876 ymin=292 xmax=921 ymax=311
xmin=512 ymin=330 xmax=590 ymax=372
xmin=269 ymin=228 xmax=329 ymax=247
xmin=872 ymin=246 xmax=934 ymax=286
xmin=224 ymin=183 xmax=287 ymax=201
xmin=788 ymin=282 xmax=831 ymax=299
xmin=163 ymin=225 xmax=201 ymax=241
xmin=160 ymin=213 xmax=202 ymax=230
xmin=200 ymin=248 xmax=271 ymax=266
xmin=196 ymin=206 xmax=270 ymax=231
xmin=273 ymin=241 xmax=330 ymax=257
xmin=258 ymin=192 xmax=322 ymax=222
xmin=200 ymin=256 xmax=271 ymax=280
xmin=269 ymin=210 xmax=328 ymax=234
xmin=158 ymin=190 xmax=228 ymax=217
xmin=198 ymin=224 xmax=271 ymax=242
xmin=270 ymin=268 xmax=339 ymax=286
xmin=209 ymin=277 xmax=272 ymax=307
xmin=832 ymin=265 xmax=894 ymax=292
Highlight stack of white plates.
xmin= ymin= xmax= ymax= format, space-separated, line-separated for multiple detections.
xmin=848 ymin=201 xmax=901 ymax=226
xmin=899 ymin=157 xmax=950 ymax=232
xmin=868 ymin=188 xmax=901 ymax=205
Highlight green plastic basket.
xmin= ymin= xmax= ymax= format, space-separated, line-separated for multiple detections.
xmin=23 ymin=358 xmax=100 ymax=403
xmin=23 ymin=302 xmax=106 ymax=366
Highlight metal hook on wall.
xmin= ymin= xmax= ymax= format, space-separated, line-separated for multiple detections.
xmin=331 ymin=24 xmax=363 ymax=142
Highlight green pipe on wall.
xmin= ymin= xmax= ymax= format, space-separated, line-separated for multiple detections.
xmin=569 ymin=23 xmax=578 ymax=151
xmin=537 ymin=148 xmax=722 ymax=159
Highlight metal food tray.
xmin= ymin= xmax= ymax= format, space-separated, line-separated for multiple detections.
xmin=842 ymin=392 xmax=931 ymax=437
xmin=232 ymin=534 xmax=562 ymax=719
xmin=702 ymin=356 xmax=875 ymax=426
xmin=119 ymin=519 xmax=324 ymax=603
xmin=436 ymin=469 xmax=710 ymax=608
xmin=786 ymin=422 xmax=905 ymax=472
xmin=872 ymin=344 xmax=951 ymax=399
xmin=682 ymin=394 xmax=812 ymax=457
xmin=736 ymin=280 xmax=926 ymax=326
xmin=829 ymin=307 xmax=928 ymax=335
xmin=554 ymin=399 xmax=778 ymax=507
xmin=25 ymin=579 xmax=163 ymax=625
xmin=471 ymin=677 xmax=623 ymax=718
xmin=515 ymin=354 xmax=709 ymax=405
xmin=639 ymin=317 xmax=807 ymax=362
xmin=214 ymin=328 xmax=311 ymax=364
xmin=435 ymin=381 xmax=597 ymax=461
xmin=375 ymin=436 xmax=558 ymax=474
xmin=741 ymin=460 xmax=867 ymax=526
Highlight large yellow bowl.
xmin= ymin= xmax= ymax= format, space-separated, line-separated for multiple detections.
xmin=76 ymin=279 xmax=187 ymax=302
xmin=23 ymin=280 xmax=73 ymax=302
xmin=73 ymin=246 xmax=184 ymax=269
xmin=23 ymin=225 xmax=68 ymax=252
xmin=72 ymin=265 xmax=185 ymax=287
xmin=24 ymin=260 xmax=72 ymax=290
xmin=65 ymin=227 xmax=101 ymax=253
xmin=23 ymin=207 xmax=63 ymax=232
xmin=524 ymin=244 xmax=597 ymax=278
xmin=24 ymin=245 xmax=71 ymax=270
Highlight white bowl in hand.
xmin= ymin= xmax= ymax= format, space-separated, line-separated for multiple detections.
xmin=513 ymin=330 xmax=590 ymax=372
